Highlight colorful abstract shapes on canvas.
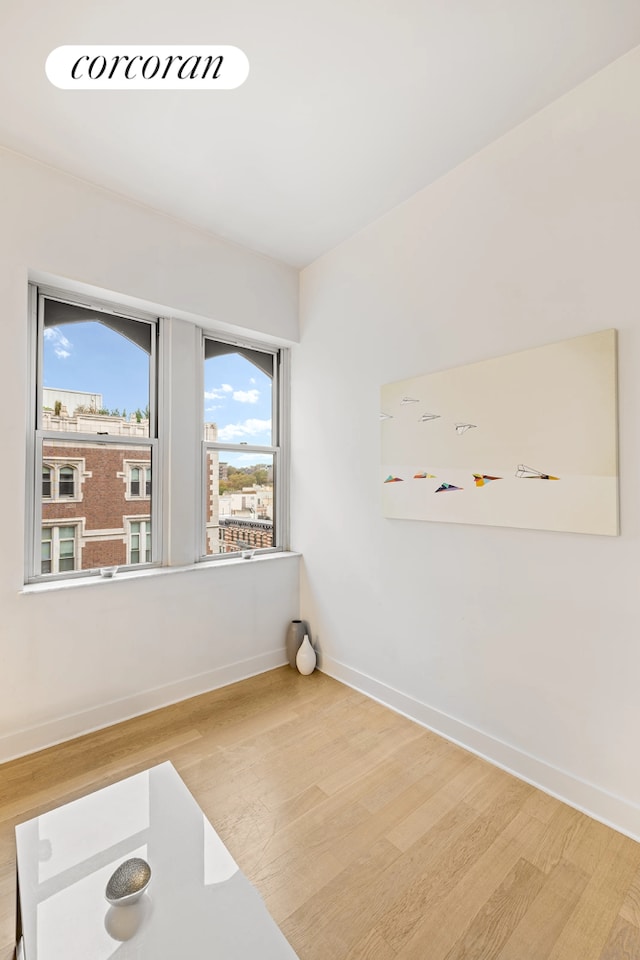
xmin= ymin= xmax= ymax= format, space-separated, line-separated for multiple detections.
xmin=414 ymin=472 xmax=437 ymax=479
xmin=515 ymin=464 xmax=560 ymax=480
xmin=455 ymin=423 xmax=477 ymax=435
xmin=384 ymin=475 xmax=404 ymax=483
xmin=434 ymin=482 xmax=462 ymax=493
xmin=473 ymin=474 xmax=502 ymax=486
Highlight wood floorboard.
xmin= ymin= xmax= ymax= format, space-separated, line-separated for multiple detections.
xmin=546 ymin=831 xmax=640 ymax=960
xmin=378 ymin=782 xmax=535 ymax=954
xmin=0 ymin=666 xmax=638 ymax=960
xmin=599 ymin=916 xmax=640 ymax=960
xmin=619 ymin=865 xmax=640 ymax=928
xmin=393 ymin=811 xmax=549 ymax=960
xmin=442 ymin=857 xmax=547 ymax=960
xmin=494 ymin=859 xmax=589 ymax=960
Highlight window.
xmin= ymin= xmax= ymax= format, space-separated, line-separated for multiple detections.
xmin=41 ymin=525 xmax=77 ymax=574
xmin=58 ymin=466 xmax=75 ymax=498
xmin=41 ymin=462 xmax=82 ymax=501
xmin=129 ymin=520 xmax=151 ymax=564
xmin=28 ymin=285 xmax=158 ymax=580
xmin=26 ymin=283 xmax=289 ymax=582
xmin=126 ymin=463 xmax=151 ymax=499
xmin=202 ymin=335 xmax=285 ymax=558
xmin=131 ymin=467 xmax=141 ymax=496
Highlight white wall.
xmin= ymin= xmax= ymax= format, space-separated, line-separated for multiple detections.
xmin=295 ymin=48 xmax=640 ymax=837
xmin=0 ymin=146 xmax=300 ymax=761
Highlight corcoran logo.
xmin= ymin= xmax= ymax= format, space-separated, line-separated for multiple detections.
xmin=46 ymin=45 xmax=249 ymax=90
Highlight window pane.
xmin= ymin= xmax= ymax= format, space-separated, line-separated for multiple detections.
xmin=41 ymin=526 xmax=75 ymax=574
xmin=59 ymin=467 xmax=75 ymax=497
xmin=203 ymin=341 xmax=274 ymax=446
xmin=130 ymin=520 xmax=141 ymax=564
xmin=130 ymin=467 xmax=140 ymax=497
xmin=204 ymin=451 xmax=274 ymax=556
xmin=42 ymin=298 xmax=153 ymax=439
xmin=41 ymin=530 xmax=52 ymax=561
xmin=42 ymin=467 xmax=52 ymax=498
xmin=41 ymin=439 xmax=153 ymax=571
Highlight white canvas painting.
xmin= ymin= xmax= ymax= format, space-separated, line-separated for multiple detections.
xmin=381 ymin=329 xmax=618 ymax=535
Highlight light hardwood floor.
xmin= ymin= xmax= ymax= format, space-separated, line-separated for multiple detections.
xmin=1 ymin=667 xmax=639 ymax=960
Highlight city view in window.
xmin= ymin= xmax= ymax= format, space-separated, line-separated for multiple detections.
xmin=35 ymin=298 xmax=279 ymax=575
xmin=203 ymin=341 xmax=276 ymax=555
xmin=38 ymin=298 xmax=154 ymax=575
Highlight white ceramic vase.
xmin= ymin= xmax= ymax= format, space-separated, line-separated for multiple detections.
xmin=296 ymin=635 xmax=316 ymax=675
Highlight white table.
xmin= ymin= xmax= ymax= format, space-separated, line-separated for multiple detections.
xmin=15 ymin=761 xmax=299 ymax=959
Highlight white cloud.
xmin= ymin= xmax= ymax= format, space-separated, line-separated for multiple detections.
xmin=44 ymin=327 xmax=72 ymax=359
xmin=233 ymin=389 xmax=259 ymax=404
xmin=204 ymin=383 xmax=235 ymax=401
xmin=249 ymin=377 xmax=257 ymax=385
xmin=217 ymin=418 xmax=271 ymax=442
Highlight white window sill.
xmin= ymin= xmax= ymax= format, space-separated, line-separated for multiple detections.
xmin=20 ymin=551 xmax=301 ymax=594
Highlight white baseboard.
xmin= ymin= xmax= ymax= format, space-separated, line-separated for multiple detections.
xmin=0 ymin=650 xmax=287 ymax=764
xmin=320 ymin=654 xmax=640 ymax=843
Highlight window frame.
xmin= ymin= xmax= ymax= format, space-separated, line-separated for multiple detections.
xmin=42 ymin=464 xmax=52 ymax=500
xmin=26 ymin=284 xmax=162 ymax=582
xmin=58 ymin=465 xmax=76 ymax=498
xmin=123 ymin=461 xmax=152 ymax=500
xmin=41 ymin=460 xmax=84 ymax=501
xmin=41 ymin=523 xmax=79 ymax=575
xmin=200 ymin=331 xmax=289 ymax=561
xmin=127 ymin=517 xmax=152 ymax=565
xmin=24 ymin=283 xmax=289 ymax=583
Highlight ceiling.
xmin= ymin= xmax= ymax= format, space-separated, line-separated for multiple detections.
xmin=1 ymin=1 xmax=639 ymax=267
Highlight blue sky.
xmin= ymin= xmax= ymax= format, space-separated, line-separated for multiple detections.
xmin=44 ymin=322 xmax=273 ymax=465
xmin=44 ymin=322 xmax=150 ymax=414
xmin=204 ymin=353 xmax=272 ymax=440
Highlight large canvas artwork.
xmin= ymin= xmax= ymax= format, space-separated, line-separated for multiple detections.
xmin=381 ymin=330 xmax=618 ymax=535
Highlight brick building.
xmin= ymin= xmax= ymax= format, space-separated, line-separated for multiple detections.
xmin=42 ymin=435 xmax=152 ymax=574
xmin=218 ymin=516 xmax=274 ymax=553
xmin=42 ymin=406 xmax=273 ymax=573
xmin=39 ymin=387 xmax=154 ymax=574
